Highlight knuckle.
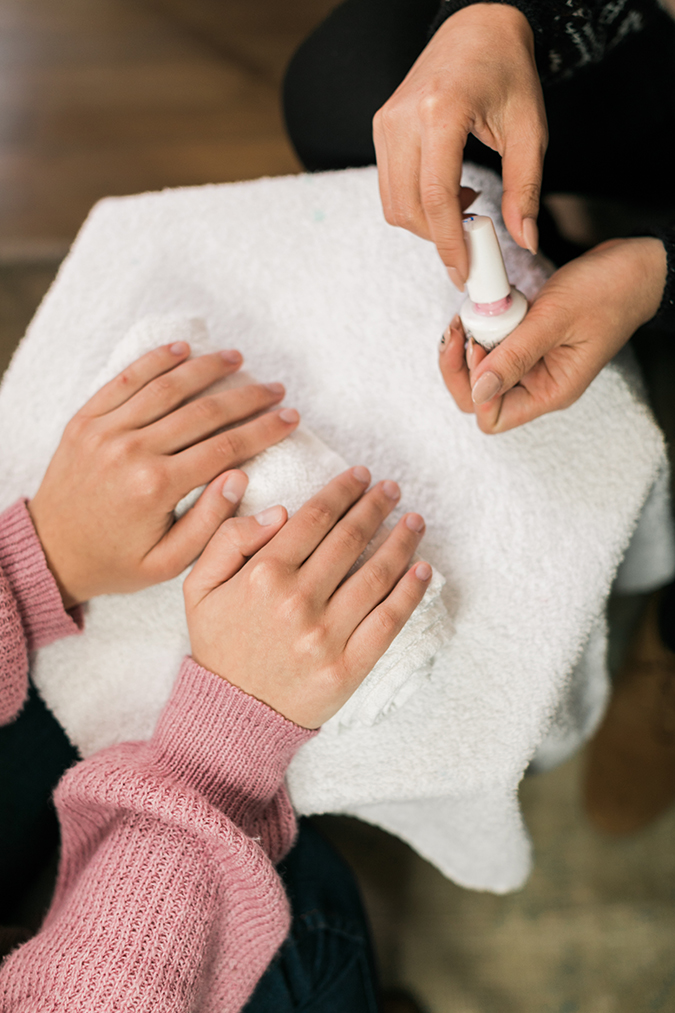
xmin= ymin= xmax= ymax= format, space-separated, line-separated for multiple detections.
xmin=133 ymin=460 xmax=168 ymax=501
xmin=363 ymin=558 xmax=393 ymax=595
xmin=420 ymin=180 xmax=451 ymax=215
xmin=373 ymin=602 xmax=399 ymax=635
xmin=417 ymin=90 xmax=442 ymax=124
xmin=305 ymin=500 xmax=334 ymax=530
xmin=217 ymin=428 xmax=245 ymax=462
xmin=148 ymin=373 xmax=176 ymax=399
xmin=338 ymin=519 xmax=368 ymax=552
xmin=247 ymin=555 xmax=282 ymax=590
xmin=193 ymin=395 xmax=221 ymax=423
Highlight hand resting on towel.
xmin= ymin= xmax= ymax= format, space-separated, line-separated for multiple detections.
xmin=28 ymin=341 xmax=300 ymax=607
xmin=185 ymin=466 xmax=432 ymax=729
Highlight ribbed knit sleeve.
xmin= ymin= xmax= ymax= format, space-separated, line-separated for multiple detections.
xmin=432 ymin=0 xmax=663 ymax=84
xmin=0 ymin=499 xmax=82 ymax=725
xmin=0 ymin=657 xmax=316 ymax=1013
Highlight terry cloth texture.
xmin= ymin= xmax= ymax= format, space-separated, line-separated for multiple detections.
xmin=0 ymin=164 xmax=673 ymax=891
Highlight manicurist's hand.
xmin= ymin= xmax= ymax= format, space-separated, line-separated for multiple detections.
xmin=29 ymin=342 xmax=300 ymax=607
xmin=184 ymin=467 xmax=432 ymax=728
xmin=373 ymin=3 xmax=547 ymax=288
xmin=439 ymin=236 xmax=668 ymax=432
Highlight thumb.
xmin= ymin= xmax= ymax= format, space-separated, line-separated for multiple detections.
xmin=470 ymin=309 xmax=556 ymax=406
xmin=185 ymin=506 xmax=287 ymax=602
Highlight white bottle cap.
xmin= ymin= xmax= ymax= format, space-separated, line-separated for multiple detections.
xmin=463 ymin=215 xmax=511 ymax=304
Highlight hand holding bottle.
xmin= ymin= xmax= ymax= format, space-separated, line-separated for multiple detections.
xmin=373 ymin=3 xmax=547 ymax=287
xmin=439 ymin=237 xmax=668 ymax=432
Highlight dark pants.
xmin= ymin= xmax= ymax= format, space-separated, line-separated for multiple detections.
xmin=244 ymin=819 xmax=380 ymax=1013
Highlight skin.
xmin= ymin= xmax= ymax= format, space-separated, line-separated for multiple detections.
xmin=29 ymin=341 xmax=300 ymax=606
xmin=184 ymin=467 xmax=432 ymax=728
xmin=374 ymin=3 xmax=668 ymax=430
xmin=439 ymin=237 xmax=668 ymax=432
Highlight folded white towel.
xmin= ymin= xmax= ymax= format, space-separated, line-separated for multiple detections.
xmin=1 ymin=164 xmax=672 ymax=892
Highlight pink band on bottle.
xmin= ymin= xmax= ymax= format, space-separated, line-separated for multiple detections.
xmin=474 ymin=294 xmax=512 ymax=317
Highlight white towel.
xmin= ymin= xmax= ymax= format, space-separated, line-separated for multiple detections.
xmin=1 ymin=164 xmax=673 ymax=892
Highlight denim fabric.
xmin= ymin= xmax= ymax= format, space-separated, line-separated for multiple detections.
xmin=243 ymin=819 xmax=380 ymax=1013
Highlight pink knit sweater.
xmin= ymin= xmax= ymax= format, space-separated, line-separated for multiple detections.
xmin=0 ymin=500 xmax=315 ymax=1011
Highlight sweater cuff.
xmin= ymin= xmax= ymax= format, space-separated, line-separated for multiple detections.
xmin=152 ymin=657 xmax=316 ymax=815
xmin=0 ymin=499 xmax=83 ymax=651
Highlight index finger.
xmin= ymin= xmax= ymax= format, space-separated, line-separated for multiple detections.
xmin=419 ymin=117 xmax=470 ymax=287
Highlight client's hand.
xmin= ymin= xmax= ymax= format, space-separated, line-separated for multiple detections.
xmin=184 ymin=467 xmax=431 ymax=728
xmin=29 ymin=342 xmax=299 ymax=607
xmin=439 ymin=237 xmax=668 ymax=432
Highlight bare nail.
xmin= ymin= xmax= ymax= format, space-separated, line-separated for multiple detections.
xmin=264 ymin=382 xmax=284 ymax=396
xmin=279 ymin=408 xmax=299 ymax=424
xmin=221 ymin=349 xmax=242 ymax=364
xmin=405 ymin=513 xmax=425 ymax=533
xmin=382 ymin=480 xmax=400 ymax=501
xmin=222 ymin=471 xmax=248 ymax=504
xmin=351 ymin=465 xmax=370 ymax=485
xmin=170 ymin=341 xmax=188 ymax=355
xmin=414 ymin=562 xmax=432 ymax=581
xmin=255 ymin=505 xmax=285 ymax=526
xmin=522 ymin=217 xmax=539 ymax=256
xmin=447 ymin=267 xmax=465 ymax=293
xmin=472 ymin=371 xmax=502 ymax=405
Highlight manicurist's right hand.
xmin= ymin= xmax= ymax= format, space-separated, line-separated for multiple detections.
xmin=184 ymin=468 xmax=432 ymax=728
xmin=373 ymin=2 xmax=547 ymax=287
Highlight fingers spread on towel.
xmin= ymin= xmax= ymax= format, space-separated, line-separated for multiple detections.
xmin=112 ymin=350 xmax=244 ymax=429
xmin=143 ymin=383 xmax=285 ymax=454
xmin=263 ymin=467 xmax=371 ymax=569
xmin=83 ymin=342 xmax=193 ymax=416
xmin=343 ymin=560 xmax=432 ymax=682
xmin=146 ymin=470 xmax=249 ymax=582
xmin=297 ymin=479 xmax=401 ymax=599
xmin=170 ymin=407 xmax=300 ymax=495
xmin=329 ymin=513 xmax=425 ymax=634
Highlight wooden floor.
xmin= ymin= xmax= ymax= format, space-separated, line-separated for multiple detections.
xmin=2 ymin=3 xmax=675 ymax=1011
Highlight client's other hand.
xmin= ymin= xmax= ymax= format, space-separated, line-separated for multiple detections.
xmin=29 ymin=342 xmax=300 ymax=607
xmin=184 ymin=467 xmax=431 ymax=728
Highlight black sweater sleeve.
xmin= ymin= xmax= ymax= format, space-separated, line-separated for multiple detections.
xmin=432 ymin=0 xmax=664 ymax=84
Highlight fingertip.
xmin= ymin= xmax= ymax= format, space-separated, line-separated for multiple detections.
xmin=169 ymin=341 xmax=190 ymax=356
xmin=254 ymin=504 xmax=287 ymax=527
xmin=522 ymin=217 xmax=539 ymax=256
xmin=221 ymin=469 xmax=248 ymax=505
xmin=279 ymin=408 xmax=300 ymax=425
xmin=221 ymin=349 xmax=243 ymax=365
xmin=413 ymin=561 xmax=432 ymax=581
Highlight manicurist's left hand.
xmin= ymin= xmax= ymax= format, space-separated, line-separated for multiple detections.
xmin=29 ymin=342 xmax=300 ymax=607
xmin=439 ymin=236 xmax=668 ymax=433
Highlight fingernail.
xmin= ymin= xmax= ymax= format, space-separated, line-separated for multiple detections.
xmin=222 ymin=471 xmax=248 ymax=504
xmin=448 ymin=267 xmax=465 ymax=293
xmin=255 ymin=505 xmax=285 ymax=526
xmin=264 ymin=382 xmax=285 ymax=396
xmin=522 ymin=217 xmax=539 ymax=256
xmin=405 ymin=513 xmax=425 ymax=533
xmin=467 ymin=336 xmax=476 ymax=371
xmin=351 ymin=465 xmax=370 ymax=485
xmin=414 ymin=561 xmax=432 ymax=581
xmin=279 ymin=408 xmax=299 ymax=424
xmin=382 ymin=480 xmax=400 ymax=501
xmin=440 ymin=315 xmax=462 ymax=351
xmin=221 ymin=349 xmax=242 ymax=364
xmin=472 ymin=371 xmax=502 ymax=405
xmin=170 ymin=341 xmax=188 ymax=355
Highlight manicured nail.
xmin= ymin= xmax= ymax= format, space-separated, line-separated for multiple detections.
xmin=447 ymin=266 xmax=465 ymax=293
xmin=414 ymin=562 xmax=432 ymax=581
xmin=522 ymin=217 xmax=539 ymax=256
xmin=382 ymin=480 xmax=401 ymax=501
xmin=279 ymin=408 xmax=299 ymax=424
xmin=405 ymin=513 xmax=425 ymax=533
xmin=472 ymin=371 xmax=502 ymax=405
xmin=466 ymin=336 xmax=477 ymax=371
xmin=264 ymin=382 xmax=284 ymax=396
xmin=351 ymin=465 xmax=370 ymax=485
xmin=170 ymin=341 xmax=188 ymax=355
xmin=222 ymin=471 xmax=248 ymax=504
xmin=221 ymin=349 xmax=242 ymax=364
xmin=441 ymin=315 xmax=462 ymax=351
xmin=255 ymin=505 xmax=285 ymax=526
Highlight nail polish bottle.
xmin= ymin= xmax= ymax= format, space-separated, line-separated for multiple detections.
xmin=459 ymin=215 xmax=528 ymax=350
